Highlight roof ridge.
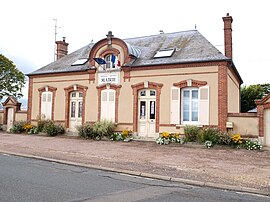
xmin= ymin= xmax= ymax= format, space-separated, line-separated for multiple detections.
xmin=123 ymin=30 xmax=198 ymax=41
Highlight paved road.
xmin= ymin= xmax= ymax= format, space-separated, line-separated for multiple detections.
xmin=0 ymin=154 xmax=269 ymax=202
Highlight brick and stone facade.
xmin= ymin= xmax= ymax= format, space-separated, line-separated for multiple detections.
xmin=23 ymin=14 xmax=250 ymax=140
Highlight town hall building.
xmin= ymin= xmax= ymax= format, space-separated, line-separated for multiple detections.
xmin=26 ymin=14 xmax=242 ymax=139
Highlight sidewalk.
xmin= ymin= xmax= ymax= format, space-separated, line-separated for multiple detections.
xmin=0 ymin=132 xmax=269 ymax=196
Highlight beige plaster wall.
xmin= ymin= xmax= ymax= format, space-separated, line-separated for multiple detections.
xmin=228 ymin=116 xmax=259 ymax=137
xmin=32 ymin=74 xmax=91 ymax=122
xmin=127 ymin=66 xmax=219 ymax=126
xmin=85 ymin=84 xmax=99 ymax=122
xmin=118 ymin=71 xmax=133 ymax=124
xmin=15 ymin=111 xmax=27 ymax=122
xmin=159 ymin=126 xmax=185 ymax=134
xmin=31 ymin=65 xmax=221 ymax=129
xmin=227 ymin=69 xmax=240 ymax=113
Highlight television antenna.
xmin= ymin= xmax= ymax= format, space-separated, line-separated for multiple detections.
xmin=53 ymin=19 xmax=57 ymax=61
xmin=53 ymin=19 xmax=62 ymax=61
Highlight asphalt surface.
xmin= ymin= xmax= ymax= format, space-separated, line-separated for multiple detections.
xmin=0 ymin=132 xmax=269 ymax=196
xmin=1 ymin=154 xmax=269 ymax=202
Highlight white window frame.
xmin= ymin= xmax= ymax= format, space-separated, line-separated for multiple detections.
xmin=181 ymin=87 xmax=199 ymax=125
xmin=105 ymin=54 xmax=116 ymax=70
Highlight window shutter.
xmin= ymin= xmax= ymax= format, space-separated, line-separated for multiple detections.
xmin=41 ymin=93 xmax=47 ymax=118
xmin=199 ymin=86 xmax=209 ymax=125
xmin=46 ymin=93 xmax=52 ymax=120
xmin=108 ymin=91 xmax=115 ymax=122
xmin=101 ymin=91 xmax=107 ymax=120
xmin=170 ymin=87 xmax=180 ymax=124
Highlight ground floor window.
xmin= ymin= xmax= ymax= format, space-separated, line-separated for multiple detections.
xmin=170 ymin=86 xmax=209 ymax=125
xmin=182 ymin=88 xmax=199 ymax=124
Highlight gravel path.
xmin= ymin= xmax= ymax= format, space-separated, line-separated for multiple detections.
xmin=0 ymin=132 xmax=269 ymax=193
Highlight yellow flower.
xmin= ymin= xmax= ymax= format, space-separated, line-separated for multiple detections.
xmin=23 ymin=123 xmax=33 ymax=132
xmin=162 ymin=132 xmax=170 ymax=139
xmin=231 ymin=134 xmax=243 ymax=144
xmin=122 ymin=129 xmax=129 ymax=138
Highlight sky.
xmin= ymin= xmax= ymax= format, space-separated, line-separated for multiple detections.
xmin=1 ymin=0 xmax=270 ymax=99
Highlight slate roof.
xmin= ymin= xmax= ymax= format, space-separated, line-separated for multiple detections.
xmin=29 ymin=30 xmax=230 ymax=75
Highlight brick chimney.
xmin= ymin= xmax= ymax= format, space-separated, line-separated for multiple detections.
xmin=222 ymin=13 xmax=233 ymax=59
xmin=55 ymin=37 xmax=69 ymax=60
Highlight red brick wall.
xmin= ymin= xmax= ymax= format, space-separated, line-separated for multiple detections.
xmin=218 ymin=63 xmax=228 ymax=131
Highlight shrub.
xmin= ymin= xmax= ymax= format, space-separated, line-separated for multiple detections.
xmin=43 ymin=121 xmax=64 ymax=136
xmin=28 ymin=127 xmax=38 ymax=134
xmin=184 ymin=125 xmax=200 ymax=142
xmin=0 ymin=124 xmax=3 ymax=131
xmin=10 ymin=121 xmax=26 ymax=133
xmin=37 ymin=120 xmax=51 ymax=132
xmin=57 ymin=124 xmax=65 ymax=134
xmin=78 ymin=121 xmax=115 ymax=140
xmin=110 ymin=132 xmax=124 ymax=141
xmin=197 ymin=128 xmax=220 ymax=145
xmin=77 ymin=124 xmax=94 ymax=139
xmin=218 ymin=132 xmax=232 ymax=145
xmin=92 ymin=120 xmax=115 ymax=139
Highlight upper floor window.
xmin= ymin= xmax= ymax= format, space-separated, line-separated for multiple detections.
xmin=105 ymin=54 xmax=116 ymax=69
xmin=94 ymin=54 xmax=121 ymax=71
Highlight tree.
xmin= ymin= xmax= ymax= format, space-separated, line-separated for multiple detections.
xmin=0 ymin=54 xmax=26 ymax=100
xmin=240 ymin=84 xmax=270 ymax=112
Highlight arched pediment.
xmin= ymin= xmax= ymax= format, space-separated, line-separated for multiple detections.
xmin=89 ymin=35 xmax=131 ymax=67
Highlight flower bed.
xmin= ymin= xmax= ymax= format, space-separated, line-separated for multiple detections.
xmin=156 ymin=126 xmax=263 ymax=151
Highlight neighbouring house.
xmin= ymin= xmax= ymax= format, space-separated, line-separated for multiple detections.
xmin=20 ymin=13 xmax=269 ymax=146
xmin=0 ymin=96 xmax=27 ymax=131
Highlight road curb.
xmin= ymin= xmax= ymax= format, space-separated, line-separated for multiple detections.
xmin=1 ymin=150 xmax=269 ymax=197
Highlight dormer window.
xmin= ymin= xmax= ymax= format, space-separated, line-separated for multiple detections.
xmin=105 ymin=54 xmax=116 ymax=69
xmin=94 ymin=52 xmax=121 ymax=72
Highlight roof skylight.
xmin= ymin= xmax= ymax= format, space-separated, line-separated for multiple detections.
xmin=71 ymin=58 xmax=88 ymax=66
xmin=154 ymin=48 xmax=175 ymax=58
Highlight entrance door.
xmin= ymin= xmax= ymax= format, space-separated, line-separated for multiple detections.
xmin=69 ymin=92 xmax=83 ymax=131
xmin=7 ymin=107 xmax=14 ymax=132
xmin=264 ymin=108 xmax=270 ymax=146
xmin=138 ymin=89 xmax=156 ymax=138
